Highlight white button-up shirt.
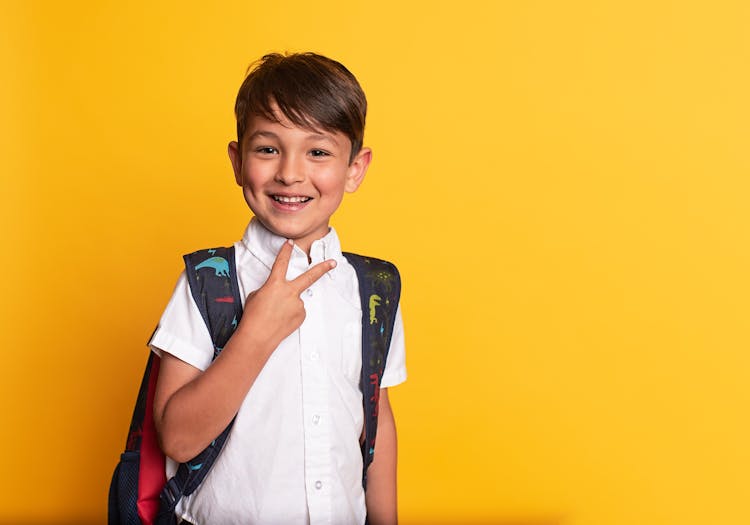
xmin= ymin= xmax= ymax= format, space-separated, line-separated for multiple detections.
xmin=149 ymin=219 xmax=407 ymax=525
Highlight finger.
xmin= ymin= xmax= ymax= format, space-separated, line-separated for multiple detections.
xmin=269 ymin=239 xmax=294 ymax=280
xmin=291 ymin=259 xmax=337 ymax=294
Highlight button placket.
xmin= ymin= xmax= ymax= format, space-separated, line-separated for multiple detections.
xmin=298 ymin=280 xmax=332 ymax=523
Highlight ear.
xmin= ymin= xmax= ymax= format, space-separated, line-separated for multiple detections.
xmin=344 ymin=147 xmax=372 ymax=193
xmin=228 ymin=141 xmax=243 ymax=186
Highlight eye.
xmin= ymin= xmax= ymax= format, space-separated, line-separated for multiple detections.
xmin=309 ymin=149 xmax=331 ymax=158
xmin=255 ymin=146 xmax=278 ymax=155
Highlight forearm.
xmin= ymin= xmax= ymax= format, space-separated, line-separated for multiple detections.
xmin=155 ymin=325 xmax=275 ymax=463
xmin=365 ymin=389 xmax=398 ymax=525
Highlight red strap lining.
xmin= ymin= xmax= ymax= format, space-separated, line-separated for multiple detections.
xmin=137 ymin=356 xmax=167 ymax=524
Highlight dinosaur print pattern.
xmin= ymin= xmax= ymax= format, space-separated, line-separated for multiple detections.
xmin=368 ymin=294 xmax=381 ymax=325
xmin=195 ymin=256 xmax=230 ymax=277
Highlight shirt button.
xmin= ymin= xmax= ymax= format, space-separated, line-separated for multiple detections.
xmin=306 ymin=288 xmax=313 ymax=297
xmin=312 ymin=414 xmax=320 ymax=425
xmin=315 ymin=480 xmax=323 ymax=490
xmin=310 ymin=351 xmax=319 ymax=361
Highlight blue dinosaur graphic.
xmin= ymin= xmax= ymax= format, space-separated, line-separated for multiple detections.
xmin=195 ymin=256 xmax=230 ymax=277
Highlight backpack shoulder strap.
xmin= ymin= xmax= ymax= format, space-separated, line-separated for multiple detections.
xmin=342 ymin=252 xmax=401 ymax=489
xmin=183 ymin=246 xmax=244 ymax=358
xmin=156 ymin=246 xmax=243 ymax=523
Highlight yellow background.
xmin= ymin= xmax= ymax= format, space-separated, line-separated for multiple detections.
xmin=2 ymin=1 xmax=749 ymax=524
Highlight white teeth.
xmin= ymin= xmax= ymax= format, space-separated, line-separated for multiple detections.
xmin=273 ymin=195 xmax=310 ymax=203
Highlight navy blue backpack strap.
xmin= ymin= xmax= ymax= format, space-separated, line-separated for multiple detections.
xmin=156 ymin=246 xmax=243 ymax=524
xmin=342 ymin=252 xmax=401 ymax=490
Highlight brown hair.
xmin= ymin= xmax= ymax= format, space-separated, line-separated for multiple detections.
xmin=234 ymin=52 xmax=367 ymax=163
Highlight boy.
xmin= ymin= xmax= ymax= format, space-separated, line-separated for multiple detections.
xmin=149 ymin=53 xmax=406 ymax=525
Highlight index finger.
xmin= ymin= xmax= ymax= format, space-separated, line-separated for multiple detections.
xmin=290 ymin=259 xmax=337 ymax=294
xmin=269 ymin=239 xmax=295 ymax=280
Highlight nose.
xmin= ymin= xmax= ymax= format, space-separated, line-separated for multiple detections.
xmin=275 ymin=153 xmax=305 ymax=185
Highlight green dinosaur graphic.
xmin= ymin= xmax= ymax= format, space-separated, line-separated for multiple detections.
xmin=369 ymin=294 xmax=381 ymax=325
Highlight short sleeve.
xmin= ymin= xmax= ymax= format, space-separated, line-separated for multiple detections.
xmin=380 ymin=304 xmax=406 ymax=388
xmin=148 ymin=271 xmax=215 ymax=371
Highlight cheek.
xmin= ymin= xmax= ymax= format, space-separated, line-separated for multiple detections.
xmin=318 ymin=184 xmax=347 ymax=205
xmin=242 ymin=163 xmax=272 ymax=190
xmin=313 ymin=170 xmax=349 ymax=198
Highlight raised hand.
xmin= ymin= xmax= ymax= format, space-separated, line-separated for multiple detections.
xmin=237 ymin=239 xmax=336 ymax=349
xmin=153 ymin=240 xmax=335 ymax=463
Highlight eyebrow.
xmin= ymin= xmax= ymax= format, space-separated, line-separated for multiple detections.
xmin=246 ymin=129 xmax=340 ymax=146
xmin=246 ymin=130 xmax=279 ymax=142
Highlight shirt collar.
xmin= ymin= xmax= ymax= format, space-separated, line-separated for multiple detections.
xmin=241 ymin=218 xmax=344 ymax=279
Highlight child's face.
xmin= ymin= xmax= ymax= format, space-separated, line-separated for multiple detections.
xmin=228 ymin=104 xmax=371 ymax=254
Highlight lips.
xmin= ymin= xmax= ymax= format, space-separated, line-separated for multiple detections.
xmin=269 ymin=194 xmax=312 ymax=211
xmin=272 ymin=195 xmax=312 ymax=203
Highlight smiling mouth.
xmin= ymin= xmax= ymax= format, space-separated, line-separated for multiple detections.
xmin=272 ymin=195 xmax=312 ymax=203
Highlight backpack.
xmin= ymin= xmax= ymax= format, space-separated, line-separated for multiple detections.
xmin=108 ymin=246 xmax=401 ymax=525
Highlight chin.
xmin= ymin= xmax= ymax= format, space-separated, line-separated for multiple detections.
xmin=253 ymin=217 xmax=299 ymax=240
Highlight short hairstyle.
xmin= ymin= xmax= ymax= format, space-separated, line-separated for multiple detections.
xmin=234 ymin=52 xmax=367 ymax=163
